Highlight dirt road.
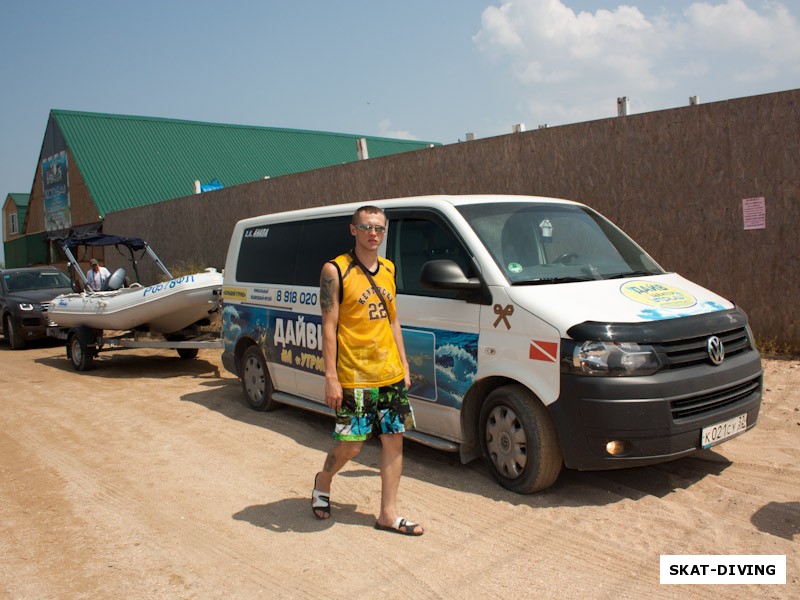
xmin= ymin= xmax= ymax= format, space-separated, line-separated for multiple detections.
xmin=0 ymin=340 xmax=797 ymax=599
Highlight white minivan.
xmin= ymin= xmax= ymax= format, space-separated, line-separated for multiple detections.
xmin=221 ymin=195 xmax=762 ymax=493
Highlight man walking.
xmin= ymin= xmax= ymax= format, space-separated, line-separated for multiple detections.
xmin=311 ymin=205 xmax=423 ymax=536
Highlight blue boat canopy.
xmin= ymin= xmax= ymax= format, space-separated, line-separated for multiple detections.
xmin=55 ymin=233 xmax=147 ymax=251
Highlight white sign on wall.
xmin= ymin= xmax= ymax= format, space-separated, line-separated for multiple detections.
xmin=742 ymin=197 xmax=766 ymax=230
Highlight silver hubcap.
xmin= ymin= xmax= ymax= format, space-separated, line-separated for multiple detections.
xmin=243 ymin=356 xmax=265 ymax=401
xmin=485 ymin=405 xmax=527 ymax=479
xmin=72 ymin=339 xmax=83 ymax=364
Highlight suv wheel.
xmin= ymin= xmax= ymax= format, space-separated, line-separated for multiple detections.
xmin=3 ymin=315 xmax=25 ymax=350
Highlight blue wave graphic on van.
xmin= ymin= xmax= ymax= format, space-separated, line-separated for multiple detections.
xmin=224 ymin=304 xmax=478 ymax=408
xmin=224 ymin=305 xmax=323 ymax=375
xmin=404 ymin=328 xmax=478 ymax=408
xmin=223 ymin=304 xmax=267 ymax=351
xmin=637 ymin=301 xmax=727 ymax=321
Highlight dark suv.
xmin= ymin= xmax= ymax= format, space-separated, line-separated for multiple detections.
xmin=1 ymin=267 xmax=74 ymax=349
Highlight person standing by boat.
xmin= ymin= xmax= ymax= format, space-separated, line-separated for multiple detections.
xmin=85 ymin=258 xmax=111 ymax=291
xmin=311 ymin=205 xmax=423 ymax=536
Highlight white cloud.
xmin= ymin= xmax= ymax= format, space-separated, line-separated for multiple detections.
xmin=377 ymin=119 xmax=419 ymax=140
xmin=474 ymin=0 xmax=666 ymax=89
xmin=475 ymin=2 xmax=525 ymax=55
xmin=684 ymin=0 xmax=800 ymax=61
xmin=527 ymin=95 xmax=614 ymax=127
xmin=473 ymin=0 xmax=800 ymax=128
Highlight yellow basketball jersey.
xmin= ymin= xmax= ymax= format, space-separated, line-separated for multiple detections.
xmin=330 ymin=253 xmax=404 ymax=388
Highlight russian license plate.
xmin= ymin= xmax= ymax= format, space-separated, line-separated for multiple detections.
xmin=701 ymin=413 xmax=747 ymax=449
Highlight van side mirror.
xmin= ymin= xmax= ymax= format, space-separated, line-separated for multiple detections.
xmin=420 ymin=259 xmax=481 ymax=291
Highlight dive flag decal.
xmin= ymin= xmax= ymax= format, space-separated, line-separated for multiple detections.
xmin=530 ymin=340 xmax=558 ymax=362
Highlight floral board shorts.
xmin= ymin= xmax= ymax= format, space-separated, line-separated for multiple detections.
xmin=334 ymin=381 xmax=415 ymax=442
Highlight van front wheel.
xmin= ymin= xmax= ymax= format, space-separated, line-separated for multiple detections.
xmin=479 ymin=385 xmax=563 ymax=493
xmin=240 ymin=346 xmax=277 ymax=411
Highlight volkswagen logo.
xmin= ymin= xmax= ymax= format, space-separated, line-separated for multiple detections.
xmin=707 ymin=336 xmax=725 ymax=365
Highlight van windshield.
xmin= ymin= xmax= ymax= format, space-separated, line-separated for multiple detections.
xmin=457 ymin=202 xmax=665 ymax=284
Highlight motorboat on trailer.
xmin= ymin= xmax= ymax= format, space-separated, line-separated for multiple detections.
xmin=49 ymin=269 xmax=223 ymax=333
xmin=48 ymin=233 xmax=223 ymax=334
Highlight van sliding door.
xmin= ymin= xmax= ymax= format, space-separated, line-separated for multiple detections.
xmin=385 ymin=209 xmax=482 ymax=442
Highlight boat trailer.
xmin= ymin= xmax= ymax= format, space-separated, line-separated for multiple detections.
xmin=49 ymin=324 xmax=223 ymax=371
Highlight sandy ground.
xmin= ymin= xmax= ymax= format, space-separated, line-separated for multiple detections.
xmin=0 ymin=339 xmax=797 ymax=600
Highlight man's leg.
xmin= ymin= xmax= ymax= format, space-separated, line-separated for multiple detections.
xmin=313 ymin=440 xmax=362 ymax=519
xmin=377 ymin=432 xmax=403 ymax=524
xmin=376 ymin=433 xmax=422 ymax=534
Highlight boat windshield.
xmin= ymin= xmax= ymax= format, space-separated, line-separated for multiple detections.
xmin=4 ymin=271 xmax=73 ymax=293
xmin=456 ymin=201 xmax=665 ymax=285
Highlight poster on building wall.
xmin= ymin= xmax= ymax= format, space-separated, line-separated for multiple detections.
xmin=742 ymin=196 xmax=766 ymax=230
xmin=42 ymin=151 xmax=71 ymax=231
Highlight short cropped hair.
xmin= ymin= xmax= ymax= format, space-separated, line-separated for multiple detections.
xmin=352 ymin=205 xmax=385 ymax=224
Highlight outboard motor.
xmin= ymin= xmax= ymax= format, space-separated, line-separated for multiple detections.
xmin=106 ymin=268 xmax=127 ymax=290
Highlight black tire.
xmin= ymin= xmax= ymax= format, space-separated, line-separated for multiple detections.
xmin=166 ymin=333 xmax=199 ymax=360
xmin=240 ymin=345 xmax=276 ymax=411
xmin=4 ymin=315 xmax=26 ymax=350
xmin=479 ymin=385 xmax=563 ymax=493
xmin=68 ymin=328 xmax=95 ymax=371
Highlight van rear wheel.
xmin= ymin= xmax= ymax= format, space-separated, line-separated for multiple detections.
xmin=479 ymin=385 xmax=563 ymax=493
xmin=240 ymin=346 xmax=277 ymax=411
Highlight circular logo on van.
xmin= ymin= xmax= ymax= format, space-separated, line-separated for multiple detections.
xmin=621 ymin=280 xmax=697 ymax=309
xmin=707 ymin=335 xmax=725 ymax=365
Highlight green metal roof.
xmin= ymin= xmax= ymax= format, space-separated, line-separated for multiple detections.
xmin=8 ymin=193 xmax=29 ymax=206
xmin=51 ymin=110 xmax=440 ymax=217
xmin=7 ymin=193 xmax=30 ymax=231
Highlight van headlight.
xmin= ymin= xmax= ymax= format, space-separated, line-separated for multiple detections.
xmin=561 ymin=340 xmax=661 ymax=376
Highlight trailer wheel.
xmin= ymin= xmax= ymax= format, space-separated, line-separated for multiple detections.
xmin=68 ymin=328 xmax=95 ymax=371
xmin=240 ymin=345 xmax=277 ymax=411
xmin=177 ymin=348 xmax=199 ymax=359
xmin=479 ymin=385 xmax=563 ymax=493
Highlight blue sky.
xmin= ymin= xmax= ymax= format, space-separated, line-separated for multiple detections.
xmin=1 ymin=0 xmax=799 ymax=263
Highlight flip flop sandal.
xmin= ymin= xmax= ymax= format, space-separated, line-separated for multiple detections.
xmin=374 ymin=517 xmax=424 ymax=536
xmin=311 ymin=472 xmax=330 ymax=519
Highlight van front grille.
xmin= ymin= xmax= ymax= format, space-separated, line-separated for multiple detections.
xmin=657 ymin=326 xmax=751 ymax=370
xmin=670 ymin=375 xmax=761 ymax=420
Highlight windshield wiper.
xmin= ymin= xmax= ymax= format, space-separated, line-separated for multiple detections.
xmin=604 ymin=270 xmax=660 ymax=280
xmin=513 ymin=276 xmax=594 ymax=285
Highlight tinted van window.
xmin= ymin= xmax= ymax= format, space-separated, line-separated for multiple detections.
xmin=295 ymin=217 xmax=353 ymax=286
xmin=236 ymin=223 xmax=300 ymax=285
xmin=389 ymin=217 xmax=471 ymax=298
xmin=236 ymin=217 xmax=354 ymax=286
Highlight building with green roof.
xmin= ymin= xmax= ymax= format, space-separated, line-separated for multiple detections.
xmin=9 ymin=109 xmax=438 ymax=267
xmin=3 ymin=193 xmax=29 ymax=235
xmin=2 ymin=193 xmax=31 ymax=266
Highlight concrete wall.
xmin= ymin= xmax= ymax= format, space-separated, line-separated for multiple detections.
xmin=105 ymin=89 xmax=800 ymax=349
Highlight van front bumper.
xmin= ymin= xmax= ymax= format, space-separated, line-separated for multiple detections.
xmin=549 ymin=351 xmax=763 ymax=470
